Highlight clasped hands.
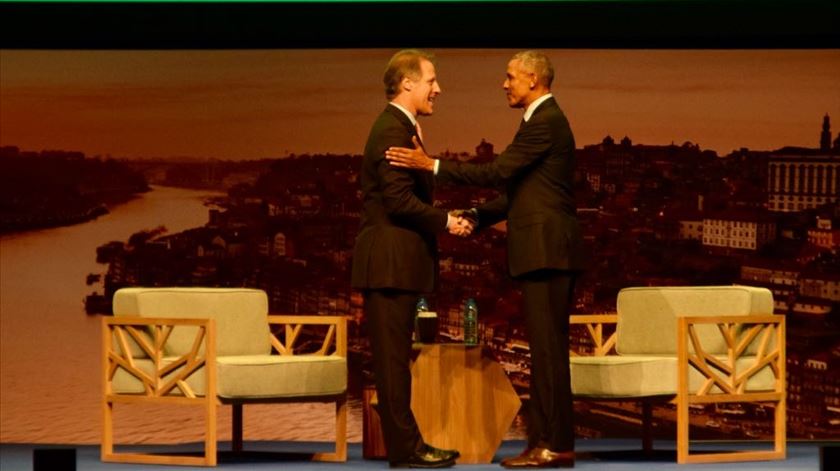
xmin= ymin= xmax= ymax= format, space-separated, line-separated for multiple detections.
xmin=448 ymin=210 xmax=477 ymax=237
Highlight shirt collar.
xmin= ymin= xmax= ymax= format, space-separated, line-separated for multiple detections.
xmin=523 ymin=93 xmax=553 ymax=122
xmin=389 ymin=102 xmax=417 ymax=126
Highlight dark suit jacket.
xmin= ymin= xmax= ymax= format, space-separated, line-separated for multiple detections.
xmin=351 ymin=104 xmax=448 ymax=292
xmin=437 ymin=97 xmax=584 ymax=277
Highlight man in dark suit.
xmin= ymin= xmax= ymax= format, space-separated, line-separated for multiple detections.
xmin=351 ymin=49 xmax=469 ymax=469
xmin=386 ymin=50 xmax=583 ymax=468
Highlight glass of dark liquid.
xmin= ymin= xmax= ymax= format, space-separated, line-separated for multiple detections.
xmin=416 ymin=311 xmax=438 ymax=343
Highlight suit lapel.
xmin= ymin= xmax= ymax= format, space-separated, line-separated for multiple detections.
xmin=529 ymin=97 xmax=557 ymax=121
xmin=385 ymin=105 xmax=435 ymax=192
xmin=386 ymin=104 xmax=420 ymax=141
xmin=517 ymin=97 xmax=557 ymax=137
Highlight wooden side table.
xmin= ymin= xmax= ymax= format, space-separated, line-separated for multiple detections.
xmin=410 ymin=344 xmax=521 ymax=463
xmin=362 ymin=385 xmax=388 ymax=460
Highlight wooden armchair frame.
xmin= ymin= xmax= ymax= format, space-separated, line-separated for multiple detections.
xmin=676 ymin=315 xmax=785 ymax=464
xmin=102 ymin=314 xmax=347 ymax=467
xmin=570 ymin=313 xmax=786 ymax=464
xmin=570 ymin=314 xmax=618 ymax=357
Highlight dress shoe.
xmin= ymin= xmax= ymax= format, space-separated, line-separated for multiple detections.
xmin=427 ymin=443 xmax=460 ymax=460
xmin=390 ymin=443 xmax=459 ymax=468
xmin=500 ymin=447 xmax=574 ymax=468
xmin=500 ymin=447 xmax=533 ymax=467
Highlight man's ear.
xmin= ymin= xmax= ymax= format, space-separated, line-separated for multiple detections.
xmin=401 ymin=77 xmax=413 ymax=92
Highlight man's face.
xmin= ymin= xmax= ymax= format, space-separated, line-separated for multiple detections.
xmin=408 ymin=59 xmax=441 ymax=116
xmin=503 ymin=59 xmax=534 ymax=108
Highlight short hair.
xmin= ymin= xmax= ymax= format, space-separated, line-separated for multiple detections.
xmin=383 ymin=49 xmax=436 ymax=100
xmin=512 ymin=50 xmax=554 ymax=88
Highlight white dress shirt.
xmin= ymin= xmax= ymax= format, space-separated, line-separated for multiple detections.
xmin=523 ymin=93 xmax=553 ymax=122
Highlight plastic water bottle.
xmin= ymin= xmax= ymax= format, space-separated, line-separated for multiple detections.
xmin=415 ymin=297 xmax=429 ymax=341
xmin=463 ymin=298 xmax=478 ymax=346
xmin=416 ymin=297 xmax=429 ymax=314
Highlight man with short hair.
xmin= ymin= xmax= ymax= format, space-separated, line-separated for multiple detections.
xmin=386 ymin=50 xmax=583 ymax=468
xmin=351 ymin=49 xmax=467 ymax=469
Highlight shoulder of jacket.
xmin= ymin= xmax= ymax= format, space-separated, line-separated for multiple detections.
xmin=537 ymin=103 xmax=569 ymax=127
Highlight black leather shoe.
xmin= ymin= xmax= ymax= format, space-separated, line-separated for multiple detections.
xmin=390 ymin=443 xmax=459 ymax=468
xmin=426 ymin=443 xmax=460 ymax=460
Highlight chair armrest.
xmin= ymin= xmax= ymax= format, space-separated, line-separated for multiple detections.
xmin=677 ymin=315 xmax=785 ymax=398
xmin=267 ymin=314 xmax=347 ymax=357
xmin=570 ymin=314 xmax=618 ymax=356
xmin=102 ymin=316 xmax=216 ymax=399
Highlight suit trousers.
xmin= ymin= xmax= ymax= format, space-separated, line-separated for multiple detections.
xmin=519 ymin=269 xmax=577 ymax=452
xmin=364 ymin=289 xmax=423 ymax=462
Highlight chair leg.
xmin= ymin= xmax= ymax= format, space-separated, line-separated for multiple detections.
xmin=336 ymin=396 xmax=348 ymax=460
xmin=774 ymin=396 xmax=787 ymax=459
xmin=232 ymin=403 xmax=243 ymax=453
xmin=313 ymin=396 xmax=348 ymax=462
xmin=205 ymin=395 xmax=217 ymax=466
xmin=676 ymin=398 xmax=690 ymax=463
xmin=101 ymin=400 xmax=114 ymax=461
xmin=641 ymin=401 xmax=653 ymax=457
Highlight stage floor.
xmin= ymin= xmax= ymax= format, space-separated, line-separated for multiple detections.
xmin=0 ymin=439 xmax=827 ymax=470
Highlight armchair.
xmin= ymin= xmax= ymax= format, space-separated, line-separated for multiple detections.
xmin=570 ymin=285 xmax=785 ymax=464
xmin=101 ymin=287 xmax=347 ymax=466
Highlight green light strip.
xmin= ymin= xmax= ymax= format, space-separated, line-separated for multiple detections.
xmin=0 ymin=0 xmax=646 ymax=3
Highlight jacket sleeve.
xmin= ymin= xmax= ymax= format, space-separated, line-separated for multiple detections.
xmin=476 ymin=194 xmax=508 ymax=229
xmin=376 ymin=126 xmax=448 ymax=234
xmin=437 ymin=119 xmax=553 ymax=187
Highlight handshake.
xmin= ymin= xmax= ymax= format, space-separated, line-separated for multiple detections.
xmin=447 ymin=209 xmax=478 ymax=237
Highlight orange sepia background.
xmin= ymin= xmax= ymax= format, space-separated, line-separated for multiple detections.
xmin=1 ymin=48 xmax=839 ymax=447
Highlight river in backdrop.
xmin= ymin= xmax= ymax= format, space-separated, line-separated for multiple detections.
xmin=0 ymin=186 xmax=363 ymax=445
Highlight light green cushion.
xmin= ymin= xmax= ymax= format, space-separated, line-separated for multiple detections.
xmin=616 ymin=286 xmax=774 ymax=355
xmin=215 ymin=355 xmax=347 ymax=399
xmin=112 ymin=287 xmax=271 ymax=357
xmin=111 ymin=359 xmax=156 ymax=394
xmin=112 ymin=355 xmax=347 ymax=399
xmin=571 ymin=354 xmax=776 ymax=398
